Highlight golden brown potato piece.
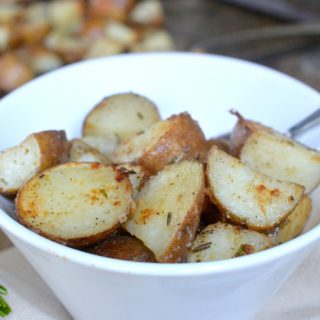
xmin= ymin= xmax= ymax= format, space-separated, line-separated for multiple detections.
xmin=188 ymin=222 xmax=273 ymax=262
xmin=271 ymin=195 xmax=312 ymax=245
xmin=207 ymin=146 xmax=304 ymax=231
xmin=45 ymin=32 xmax=88 ymax=63
xmin=88 ymin=0 xmax=136 ymax=20
xmin=0 ymin=4 xmax=23 ymax=23
xmin=112 ymin=112 xmax=206 ymax=174
xmin=0 ymin=53 xmax=34 ymax=92
xmin=130 ymin=0 xmax=164 ymax=26
xmin=69 ymin=139 xmax=112 ymax=164
xmin=130 ymin=30 xmax=174 ymax=52
xmin=104 ymin=21 xmax=139 ymax=46
xmin=116 ymin=163 xmax=149 ymax=198
xmin=85 ymin=37 xmax=125 ymax=59
xmin=25 ymin=2 xmax=49 ymax=23
xmin=124 ymin=161 xmax=205 ymax=263
xmin=229 ymin=111 xmax=273 ymax=158
xmin=0 ymin=130 xmax=69 ymax=195
xmin=48 ymin=0 xmax=85 ymax=33
xmin=82 ymin=134 xmax=119 ymax=158
xmin=18 ymin=46 xmax=63 ymax=75
xmin=83 ymin=93 xmax=161 ymax=142
xmin=89 ymin=233 xmax=156 ymax=262
xmin=78 ymin=17 xmax=106 ymax=41
xmin=0 ymin=24 xmax=11 ymax=52
xmin=15 ymin=21 xmax=51 ymax=46
xmin=199 ymin=138 xmax=230 ymax=163
xmin=240 ymin=130 xmax=320 ymax=194
xmin=16 ymin=162 xmax=134 ymax=247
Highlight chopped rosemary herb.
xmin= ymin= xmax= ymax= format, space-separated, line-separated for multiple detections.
xmin=0 ymin=285 xmax=11 ymax=317
xmin=166 ymin=212 xmax=172 ymax=226
xmin=100 ymin=189 xmax=108 ymax=199
xmin=137 ymin=112 xmax=144 ymax=120
xmin=192 ymin=242 xmax=212 ymax=253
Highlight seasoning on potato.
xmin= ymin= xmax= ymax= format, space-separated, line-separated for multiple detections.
xmin=16 ymin=162 xmax=135 ymax=247
xmin=112 ymin=112 xmax=206 ymax=174
xmin=0 ymin=130 xmax=69 ymax=195
xmin=123 ymin=160 xmax=205 ymax=263
xmin=188 ymin=222 xmax=273 ymax=262
xmin=206 ymin=146 xmax=304 ymax=231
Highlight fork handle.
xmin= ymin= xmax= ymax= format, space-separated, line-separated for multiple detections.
xmin=288 ymin=108 xmax=320 ymax=138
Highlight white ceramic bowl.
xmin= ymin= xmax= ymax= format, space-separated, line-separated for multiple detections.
xmin=0 ymin=53 xmax=320 ymax=320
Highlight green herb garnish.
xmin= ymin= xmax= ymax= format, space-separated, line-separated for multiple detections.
xmin=0 ymin=285 xmax=11 ymax=317
xmin=192 ymin=242 xmax=212 ymax=253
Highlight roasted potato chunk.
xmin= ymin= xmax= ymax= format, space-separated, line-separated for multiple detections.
xmin=16 ymin=162 xmax=134 ymax=247
xmin=129 ymin=30 xmax=174 ymax=52
xmin=0 ymin=53 xmax=34 ymax=92
xmin=44 ymin=32 xmax=88 ymax=63
xmin=0 ymin=130 xmax=69 ymax=195
xmin=69 ymin=139 xmax=112 ymax=164
xmin=112 ymin=112 xmax=206 ymax=174
xmin=188 ymin=222 xmax=273 ymax=262
xmin=116 ymin=163 xmax=148 ymax=198
xmin=18 ymin=46 xmax=63 ymax=75
xmin=272 ymin=195 xmax=312 ymax=244
xmin=47 ymin=0 xmax=85 ymax=33
xmin=124 ymin=161 xmax=205 ymax=263
xmin=89 ymin=233 xmax=156 ymax=262
xmin=104 ymin=21 xmax=139 ymax=46
xmin=199 ymin=138 xmax=230 ymax=163
xmin=229 ymin=112 xmax=273 ymax=158
xmin=85 ymin=37 xmax=125 ymax=59
xmin=130 ymin=0 xmax=164 ymax=26
xmin=83 ymin=93 xmax=161 ymax=142
xmin=207 ymin=146 xmax=304 ymax=231
xmin=240 ymin=130 xmax=320 ymax=193
xmin=82 ymin=134 xmax=119 ymax=158
xmin=88 ymin=0 xmax=136 ymax=20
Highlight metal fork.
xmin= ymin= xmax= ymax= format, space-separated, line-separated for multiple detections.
xmin=219 ymin=108 xmax=320 ymax=140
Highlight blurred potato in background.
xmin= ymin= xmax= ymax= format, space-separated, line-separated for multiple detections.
xmin=0 ymin=0 xmax=175 ymax=92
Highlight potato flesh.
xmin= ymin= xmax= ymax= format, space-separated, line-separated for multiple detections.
xmin=82 ymin=134 xmax=119 ymax=157
xmin=240 ymin=130 xmax=320 ymax=193
xmin=69 ymin=139 xmax=112 ymax=164
xmin=0 ymin=130 xmax=69 ymax=194
xmin=83 ymin=93 xmax=161 ymax=142
xmin=124 ymin=161 xmax=204 ymax=262
xmin=112 ymin=112 xmax=206 ymax=174
xmin=207 ymin=147 xmax=304 ymax=230
xmin=112 ymin=119 xmax=172 ymax=163
xmin=116 ymin=163 xmax=148 ymax=199
xmin=130 ymin=0 xmax=164 ymax=26
xmin=188 ymin=222 xmax=273 ymax=262
xmin=16 ymin=163 xmax=133 ymax=246
xmin=0 ymin=136 xmax=40 ymax=193
xmin=273 ymin=195 xmax=312 ymax=244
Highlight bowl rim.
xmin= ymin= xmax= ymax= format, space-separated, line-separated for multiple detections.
xmin=1 ymin=52 xmax=320 ymax=277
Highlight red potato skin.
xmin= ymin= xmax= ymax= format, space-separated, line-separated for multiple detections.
xmin=89 ymin=233 xmax=156 ymax=262
xmin=34 ymin=130 xmax=70 ymax=170
xmin=0 ymin=53 xmax=34 ymax=92
xmin=138 ymin=113 xmax=207 ymax=175
xmin=229 ymin=112 xmax=274 ymax=157
xmin=158 ymin=166 xmax=205 ymax=263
